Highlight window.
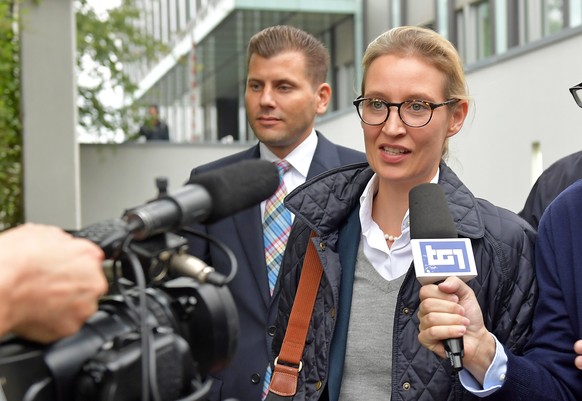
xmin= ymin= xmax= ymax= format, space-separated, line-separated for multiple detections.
xmin=391 ymin=0 xmax=403 ymax=26
xmin=543 ymin=0 xmax=565 ymax=35
xmin=476 ymin=1 xmax=493 ymax=60
xmin=530 ymin=141 xmax=544 ymax=186
xmin=570 ymin=0 xmax=582 ymax=26
xmin=160 ymin=0 xmax=169 ymax=44
xmin=329 ymin=18 xmax=356 ymax=111
xmin=494 ymin=0 xmax=509 ymax=54
xmin=455 ymin=1 xmax=493 ymax=64
xmin=436 ymin=0 xmax=449 ymax=37
xmin=455 ymin=8 xmax=467 ymax=62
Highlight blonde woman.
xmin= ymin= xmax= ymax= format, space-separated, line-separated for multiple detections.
xmin=271 ymin=26 xmax=536 ymax=401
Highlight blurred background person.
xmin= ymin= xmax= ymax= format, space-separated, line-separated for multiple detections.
xmin=138 ymin=104 xmax=170 ymax=141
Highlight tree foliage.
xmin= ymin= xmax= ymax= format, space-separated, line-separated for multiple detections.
xmin=0 ymin=1 xmax=23 ymax=230
xmin=76 ymin=0 xmax=166 ymax=141
xmin=0 ymin=0 xmax=166 ymax=228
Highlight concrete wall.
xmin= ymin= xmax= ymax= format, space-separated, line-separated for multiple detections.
xmin=21 ymin=0 xmax=80 ymax=228
xmin=79 ymin=142 xmax=249 ymax=226
xmin=446 ymin=31 xmax=582 ymax=212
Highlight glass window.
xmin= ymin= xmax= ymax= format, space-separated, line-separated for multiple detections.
xmin=168 ymin=0 xmax=178 ymax=36
xmin=455 ymin=9 xmax=467 ymax=63
xmin=476 ymin=1 xmax=493 ymax=60
xmin=495 ymin=0 xmax=508 ymax=54
xmin=160 ymin=0 xmax=169 ymax=44
xmin=328 ymin=18 xmax=356 ymax=112
xmin=530 ymin=141 xmax=544 ymax=186
xmin=391 ymin=0 xmax=402 ymax=27
xmin=543 ymin=0 xmax=564 ymax=35
xmin=570 ymin=0 xmax=582 ymax=26
xmin=177 ymin=0 xmax=187 ymax=32
xmin=436 ymin=0 xmax=449 ymax=37
xmin=151 ymin=0 xmax=161 ymax=42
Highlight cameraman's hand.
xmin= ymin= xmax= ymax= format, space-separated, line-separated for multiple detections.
xmin=0 ymin=223 xmax=107 ymax=343
xmin=417 ymin=276 xmax=495 ymax=384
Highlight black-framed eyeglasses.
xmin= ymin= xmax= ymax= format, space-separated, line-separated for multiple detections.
xmin=353 ymin=97 xmax=459 ymax=128
xmin=570 ymin=82 xmax=582 ymax=108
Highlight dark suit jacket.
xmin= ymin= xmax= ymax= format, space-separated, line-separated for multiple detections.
xmin=186 ymin=132 xmax=366 ymax=401
xmin=519 ymin=150 xmax=582 ymax=230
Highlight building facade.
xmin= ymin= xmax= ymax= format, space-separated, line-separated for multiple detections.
xmin=16 ymin=0 xmax=582 ymax=228
xmin=129 ymin=0 xmax=362 ymax=143
xmin=77 ymin=0 xmax=582 ymax=225
xmin=129 ymin=0 xmax=582 ymax=145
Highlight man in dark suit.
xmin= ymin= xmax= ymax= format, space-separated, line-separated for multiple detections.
xmin=186 ymin=25 xmax=365 ymax=401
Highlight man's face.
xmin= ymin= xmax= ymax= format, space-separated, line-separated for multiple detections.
xmin=148 ymin=107 xmax=159 ymax=118
xmin=245 ymin=51 xmax=331 ymax=159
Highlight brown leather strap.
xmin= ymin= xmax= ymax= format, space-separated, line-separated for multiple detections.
xmin=269 ymin=231 xmax=323 ymax=397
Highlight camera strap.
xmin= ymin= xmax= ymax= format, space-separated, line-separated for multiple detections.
xmin=266 ymin=231 xmax=322 ymax=400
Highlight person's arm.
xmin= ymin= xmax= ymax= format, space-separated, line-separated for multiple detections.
xmin=418 ymin=223 xmax=582 ymax=401
xmin=0 ymin=223 xmax=107 ymax=343
xmin=487 ymin=194 xmax=582 ymax=400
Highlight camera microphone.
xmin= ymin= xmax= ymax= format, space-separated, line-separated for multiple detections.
xmin=125 ymin=159 xmax=280 ymax=240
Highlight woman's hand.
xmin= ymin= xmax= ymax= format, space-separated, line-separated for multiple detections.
xmin=418 ymin=276 xmax=496 ymax=384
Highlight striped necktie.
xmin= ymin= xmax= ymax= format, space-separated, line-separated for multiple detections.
xmin=262 ymin=160 xmax=292 ymax=400
xmin=263 ymin=159 xmax=292 ymax=296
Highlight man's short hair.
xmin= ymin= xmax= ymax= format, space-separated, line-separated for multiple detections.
xmin=246 ymin=25 xmax=330 ymax=86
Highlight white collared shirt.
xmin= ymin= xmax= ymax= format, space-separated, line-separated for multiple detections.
xmin=358 ymin=170 xmax=439 ymax=281
xmin=259 ymin=129 xmax=318 ymax=221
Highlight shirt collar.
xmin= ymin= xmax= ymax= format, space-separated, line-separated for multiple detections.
xmin=359 ymin=167 xmax=441 ymax=231
xmin=259 ymin=129 xmax=317 ymax=179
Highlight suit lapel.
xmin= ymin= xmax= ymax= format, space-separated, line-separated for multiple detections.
xmin=271 ymin=133 xmax=342 ymax=302
xmin=306 ymin=131 xmax=342 ymax=179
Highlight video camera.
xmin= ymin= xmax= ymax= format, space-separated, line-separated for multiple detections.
xmin=0 ymin=159 xmax=280 ymax=401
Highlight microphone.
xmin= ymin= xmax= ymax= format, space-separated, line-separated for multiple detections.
xmin=125 ymin=159 xmax=280 ymax=240
xmin=409 ymin=183 xmax=477 ymax=371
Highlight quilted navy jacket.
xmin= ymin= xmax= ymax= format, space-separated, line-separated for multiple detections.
xmin=272 ymin=161 xmax=537 ymax=401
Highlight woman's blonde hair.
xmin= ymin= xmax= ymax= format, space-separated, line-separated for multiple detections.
xmin=361 ymin=26 xmax=469 ymax=158
xmin=361 ymin=26 xmax=468 ymax=100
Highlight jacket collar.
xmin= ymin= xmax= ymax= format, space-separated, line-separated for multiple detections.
xmin=438 ymin=161 xmax=485 ymax=239
xmin=285 ymin=160 xmax=484 ymax=240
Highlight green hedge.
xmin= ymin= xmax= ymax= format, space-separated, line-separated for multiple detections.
xmin=0 ymin=1 xmax=23 ymax=230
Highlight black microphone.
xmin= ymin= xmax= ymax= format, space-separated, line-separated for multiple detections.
xmin=125 ymin=159 xmax=280 ymax=240
xmin=409 ymin=183 xmax=477 ymax=372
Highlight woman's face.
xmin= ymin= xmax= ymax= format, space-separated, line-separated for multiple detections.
xmin=362 ymin=54 xmax=467 ymax=189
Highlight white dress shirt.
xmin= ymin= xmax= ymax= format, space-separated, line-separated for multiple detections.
xmin=358 ymin=171 xmax=439 ymax=281
xmin=259 ymin=129 xmax=318 ymax=222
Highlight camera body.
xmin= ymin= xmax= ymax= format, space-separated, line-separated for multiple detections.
xmin=0 ymin=160 xmax=283 ymax=401
xmin=0 ymin=230 xmax=239 ymax=401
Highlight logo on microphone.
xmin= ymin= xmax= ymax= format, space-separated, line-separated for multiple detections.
xmin=411 ymin=238 xmax=478 ymax=284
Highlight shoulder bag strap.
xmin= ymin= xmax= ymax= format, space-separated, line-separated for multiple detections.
xmin=267 ymin=231 xmax=323 ymax=400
